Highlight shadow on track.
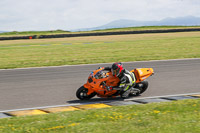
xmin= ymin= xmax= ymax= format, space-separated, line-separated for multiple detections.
xmin=67 ymin=95 xmax=141 ymax=104
xmin=67 ymin=97 xmax=123 ymax=104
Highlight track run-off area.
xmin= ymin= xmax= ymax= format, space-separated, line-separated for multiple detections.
xmin=0 ymin=58 xmax=200 ymax=112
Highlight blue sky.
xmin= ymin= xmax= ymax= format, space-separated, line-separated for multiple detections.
xmin=0 ymin=0 xmax=200 ymax=31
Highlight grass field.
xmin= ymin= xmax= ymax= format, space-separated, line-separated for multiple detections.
xmin=1 ymin=26 xmax=200 ymax=37
xmin=0 ymin=30 xmax=70 ymax=37
xmin=0 ymin=31 xmax=200 ymax=69
xmin=0 ymin=99 xmax=199 ymax=133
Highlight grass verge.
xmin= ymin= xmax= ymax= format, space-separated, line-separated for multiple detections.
xmin=0 ymin=99 xmax=199 ymax=133
xmin=1 ymin=26 xmax=200 ymax=37
xmin=0 ymin=32 xmax=200 ymax=69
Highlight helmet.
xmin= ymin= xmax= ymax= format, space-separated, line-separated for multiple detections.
xmin=111 ymin=62 xmax=124 ymax=77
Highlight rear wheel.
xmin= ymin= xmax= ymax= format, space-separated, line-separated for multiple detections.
xmin=130 ymin=81 xmax=149 ymax=96
xmin=76 ymin=86 xmax=96 ymax=100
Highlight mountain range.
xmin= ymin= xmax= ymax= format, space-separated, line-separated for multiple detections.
xmin=74 ymin=16 xmax=200 ymax=31
xmin=1 ymin=16 xmax=200 ymax=33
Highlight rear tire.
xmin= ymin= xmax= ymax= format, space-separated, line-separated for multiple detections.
xmin=130 ymin=81 xmax=149 ymax=96
xmin=76 ymin=86 xmax=96 ymax=100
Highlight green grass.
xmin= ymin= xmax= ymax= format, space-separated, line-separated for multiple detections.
xmin=0 ymin=99 xmax=199 ymax=133
xmin=0 ymin=31 xmax=200 ymax=69
xmin=0 ymin=30 xmax=70 ymax=36
xmin=93 ymin=25 xmax=200 ymax=32
xmin=1 ymin=26 xmax=200 ymax=37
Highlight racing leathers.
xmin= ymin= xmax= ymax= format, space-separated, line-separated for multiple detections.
xmin=103 ymin=67 xmax=136 ymax=98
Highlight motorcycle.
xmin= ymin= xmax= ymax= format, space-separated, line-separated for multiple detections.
xmin=76 ymin=67 xmax=154 ymax=100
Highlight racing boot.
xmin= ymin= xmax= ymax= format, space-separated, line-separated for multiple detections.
xmin=120 ymin=86 xmax=132 ymax=99
xmin=129 ymin=88 xmax=141 ymax=96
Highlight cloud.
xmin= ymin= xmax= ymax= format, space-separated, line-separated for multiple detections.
xmin=0 ymin=0 xmax=200 ymax=31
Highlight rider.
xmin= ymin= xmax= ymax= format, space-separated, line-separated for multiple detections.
xmin=103 ymin=62 xmax=136 ymax=98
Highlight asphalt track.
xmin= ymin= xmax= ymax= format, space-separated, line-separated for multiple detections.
xmin=0 ymin=58 xmax=200 ymax=111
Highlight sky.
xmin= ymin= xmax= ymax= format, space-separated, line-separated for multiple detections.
xmin=0 ymin=0 xmax=200 ymax=31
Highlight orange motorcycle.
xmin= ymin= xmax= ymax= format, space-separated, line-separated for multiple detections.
xmin=76 ymin=67 xmax=154 ymax=100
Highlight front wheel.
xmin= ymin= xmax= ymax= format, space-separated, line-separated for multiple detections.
xmin=76 ymin=86 xmax=96 ymax=100
xmin=130 ymin=81 xmax=149 ymax=96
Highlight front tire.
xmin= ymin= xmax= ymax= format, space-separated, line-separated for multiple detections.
xmin=76 ymin=86 xmax=96 ymax=100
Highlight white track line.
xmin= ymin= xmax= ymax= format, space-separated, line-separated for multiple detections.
xmin=0 ymin=103 xmax=82 ymax=113
xmin=125 ymin=92 xmax=200 ymax=101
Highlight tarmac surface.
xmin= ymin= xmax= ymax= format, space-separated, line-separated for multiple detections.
xmin=0 ymin=58 xmax=200 ymax=111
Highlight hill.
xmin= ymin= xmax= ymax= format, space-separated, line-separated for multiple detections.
xmin=74 ymin=16 xmax=200 ymax=31
xmin=0 ymin=31 xmax=7 ymax=33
